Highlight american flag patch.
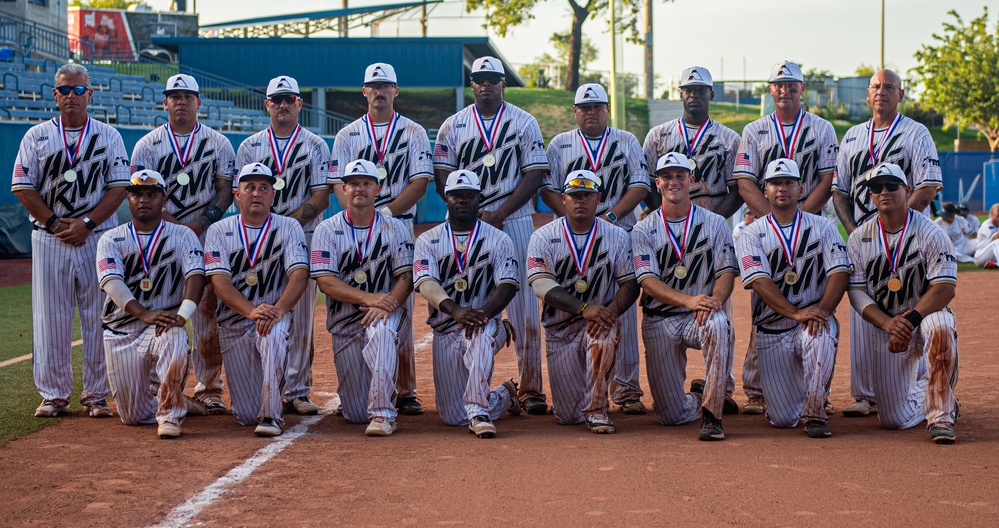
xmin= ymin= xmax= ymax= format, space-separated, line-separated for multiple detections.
xmin=741 ymin=255 xmax=763 ymax=270
xmin=414 ymin=259 xmax=430 ymax=273
xmin=527 ymin=257 xmax=545 ymax=271
xmin=735 ymin=153 xmax=751 ymax=167
xmin=634 ymin=254 xmax=651 ymax=270
xmin=433 ymin=143 xmax=448 ymax=157
xmin=129 ymin=164 xmax=144 ymax=174
xmin=98 ymin=257 xmax=116 ymax=272
xmin=311 ymin=250 xmax=330 ymax=265
xmin=328 ymin=159 xmax=338 ymax=174
xmin=13 ymin=163 xmax=27 ymax=179
xmin=204 ymin=251 xmax=222 ymax=265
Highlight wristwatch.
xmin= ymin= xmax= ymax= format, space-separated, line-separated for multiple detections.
xmin=606 ymin=211 xmax=618 ymax=223
xmin=82 ymin=216 xmax=97 ymax=231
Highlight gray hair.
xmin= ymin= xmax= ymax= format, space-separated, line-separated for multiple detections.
xmin=55 ymin=63 xmax=91 ymax=88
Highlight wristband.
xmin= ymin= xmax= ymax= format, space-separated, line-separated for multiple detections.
xmin=45 ymin=214 xmax=58 ymax=231
xmin=379 ymin=206 xmax=394 ymax=218
xmin=83 ymin=216 xmax=97 ymax=230
xmin=52 ymin=221 xmax=63 ymax=233
xmin=903 ymin=310 xmax=923 ymax=328
xmin=606 ymin=211 xmax=618 ymax=223
xmin=578 ymin=302 xmax=588 ymax=315
xmin=201 ymin=205 xmax=224 ymax=224
xmin=177 ymin=299 xmax=198 ymax=321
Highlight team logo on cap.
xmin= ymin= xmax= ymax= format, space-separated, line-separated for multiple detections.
xmin=665 ymin=153 xmax=683 ymax=164
xmin=275 ymin=78 xmax=292 ymax=89
xmin=582 ymin=87 xmax=598 ymax=100
xmin=372 ymin=66 xmax=387 ymax=78
xmin=775 ymin=160 xmax=791 ymax=173
xmin=777 ymin=64 xmax=793 ymax=77
xmin=478 ymin=60 xmax=495 ymax=71
xmin=172 ymin=78 xmax=188 ymax=89
xmin=687 ymin=70 xmax=703 ymax=83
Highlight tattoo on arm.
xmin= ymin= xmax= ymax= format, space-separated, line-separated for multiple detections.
xmin=300 ymin=203 xmax=319 ymax=222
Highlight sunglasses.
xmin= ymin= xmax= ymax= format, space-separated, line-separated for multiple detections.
xmin=564 ymin=178 xmax=599 ymax=192
xmin=269 ymin=94 xmax=298 ymax=105
xmin=364 ymin=83 xmax=396 ymax=91
xmin=56 ymin=85 xmax=88 ymax=96
xmin=867 ymin=181 xmax=901 ymax=194
xmin=470 ymin=74 xmax=504 ymax=85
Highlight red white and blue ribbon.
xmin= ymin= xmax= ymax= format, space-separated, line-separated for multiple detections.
xmin=346 ymin=210 xmax=380 ymax=265
xmin=561 ymin=218 xmax=598 ymax=277
xmin=166 ymin=123 xmax=200 ymax=170
xmin=770 ymin=109 xmax=803 ymax=157
xmin=129 ymin=220 xmax=165 ymax=277
xmin=661 ymin=203 xmax=695 ymax=263
xmin=446 ymin=220 xmax=481 ymax=275
xmin=473 ymin=102 xmax=506 ymax=153
xmin=868 ymin=112 xmax=902 ymax=166
xmin=267 ymin=124 xmax=302 ymax=175
xmin=364 ymin=112 xmax=399 ymax=166
xmin=577 ymin=128 xmax=610 ymax=172
xmin=766 ymin=211 xmax=802 ymax=269
xmin=678 ymin=117 xmax=712 ymax=158
xmin=877 ymin=210 xmax=911 ymax=277
xmin=238 ymin=214 xmax=273 ymax=269
xmin=58 ymin=116 xmax=91 ymax=167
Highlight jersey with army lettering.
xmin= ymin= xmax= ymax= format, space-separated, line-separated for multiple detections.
xmin=310 ymin=212 xmax=413 ymax=334
xmin=433 ymin=102 xmax=548 ymax=220
xmin=236 ymin=127 xmax=331 ymax=233
xmin=97 ymin=221 xmax=205 ymax=332
xmin=330 ymin=113 xmax=433 ymax=219
xmin=204 ymin=213 xmax=309 ymax=327
xmin=847 ymin=211 xmax=956 ymax=317
xmin=413 ymin=221 xmax=520 ymax=333
xmin=642 ymin=118 xmax=741 ymax=211
xmin=11 ymin=117 xmax=130 ymax=230
xmin=834 ymin=116 xmax=942 ymax=225
xmin=527 ymin=218 xmax=635 ymax=330
xmin=631 ymin=205 xmax=737 ymax=317
xmin=735 ymin=212 xmax=851 ymax=331
xmin=544 ymin=127 xmax=650 ymax=230
xmin=734 ymin=111 xmax=838 ymax=203
xmin=130 ymin=124 xmax=237 ymax=224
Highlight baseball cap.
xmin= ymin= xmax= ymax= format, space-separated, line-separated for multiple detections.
xmin=342 ymin=159 xmax=384 ymax=182
xmin=364 ymin=63 xmax=397 ymax=85
xmin=127 ymin=169 xmax=166 ymax=191
xmin=958 ymin=202 xmax=970 ymax=212
xmin=444 ymin=170 xmax=481 ymax=193
xmin=236 ymin=162 xmax=277 ymax=185
xmin=656 ymin=152 xmax=694 ymax=172
xmin=763 ymin=158 xmax=801 ymax=181
xmin=574 ymin=83 xmax=608 ymax=105
xmin=940 ymin=202 xmax=957 ymax=217
xmin=679 ymin=66 xmax=713 ymax=88
xmin=865 ymin=162 xmax=908 ymax=186
xmin=471 ymin=56 xmax=505 ymax=76
xmin=163 ymin=74 xmax=199 ymax=95
xmin=769 ymin=60 xmax=804 ymax=83
xmin=266 ymin=76 xmax=300 ymax=97
xmin=563 ymin=169 xmax=601 ymax=194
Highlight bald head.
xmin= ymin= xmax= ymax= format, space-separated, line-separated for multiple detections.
xmin=991 ymin=203 xmax=999 ymax=224
xmin=868 ymin=69 xmax=904 ymax=119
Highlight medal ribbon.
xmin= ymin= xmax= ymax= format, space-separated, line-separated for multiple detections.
xmin=266 ymin=124 xmax=302 ymax=175
xmin=661 ymin=203 xmax=695 ymax=263
xmin=867 ymin=112 xmax=902 ymax=166
xmin=166 ymin=123 xmax=199 ymax=170
xmin=766 ymin=211 xmax=802 ymax=269
xmin=364 ymin=112 xmax=399 ymax=166
xmin=770 ymin=109 xmax=803 ymax=157
xmin=58 ymin=116 xmax=91 ymax=168
xmin=346 ymin=210 xmax=379 ymax=266
xmin=472 ymin=102 xmax=506 ymax=153
xmin=877 ymin=210 xmax=911 ymax=278
xmin=446 ymin=220 xmax=480 ymax=275
xmin=128 ymin=220 xmax=165 ymax=277
xmin=238 ymin=214 xmax=273 ymax=269
xmin=576 ymin=128 xmax=610 ymax=172
xmin=560 ymin=218 xmax=598 ymax=277
xmin=677 ymin=117 xmax=712 ymax=157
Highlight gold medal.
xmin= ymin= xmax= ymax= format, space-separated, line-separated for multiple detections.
xmin=457 ymin=243 xmax=467 ymax=253
xmin=64 ymin=169 xmax=78 ymax=182
xmin=377 ymin=166 xmax=388 ymax=179
xmin=574 ymin=279 xmax=588 ymax=293
xmin=784 ymin=270 xmax=799 ymax=285
xmin=673 ymin=265 xmax=688 ymax=279
xmin=140 ymin=277 xmax=153 ymax=292
xmin=887 ymin=276 xmax=902 ymax=292
xmin=273 ymin=177 xmax=286 ymax=191
xmin=354 ymin=270 xmax=368 ymax=284
xmin=482 ymin=153 xmax=496 ymax=167
xmin=454 ymin=278 xmax=468 ymax=292
xmin=176 ymin=172 xmax=190 ymax=186
xmin=245 ymin=271 xmax=259 ymax=286
xmin=688 ymin=159 xmax=698 ymax=171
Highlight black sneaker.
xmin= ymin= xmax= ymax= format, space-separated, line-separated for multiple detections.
xmin=805 ymin=420 xmax=832 ymax=438
xmin=396 ymin=396 xmax=424 ymax=416
xmin=521 ymin=397 xmax=548 ymax=416
xmin=930 ymin=423 xmax=956 ymax=444
xmin=698 ymin=409 xmax=725 ymax=441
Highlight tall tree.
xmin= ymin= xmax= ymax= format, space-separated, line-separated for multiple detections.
xmin=912 ymin=8 xmax=999 ymax=151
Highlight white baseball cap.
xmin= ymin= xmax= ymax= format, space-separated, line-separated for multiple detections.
xmin=656 ymin=152 xmax=694 ymax=172
xmin=127 ymin=169 xmax=166 ymax=190
xmin=574 ymin=83 xmax=608 ymax=105
xmin=865 ymin=162 xmax=908 ymax=186
xmin=763 ymin=158 xmax=801 ymax=181
xmin=237 ymin=162 xmax=276 ymax=184
xmin=471 ymin=56 xmax=505 ymax=76
xmin=266 ymin=75 xmax=300 ymax=97
xmin=769 ymin=60 xmax=804 ymax=83
xmin=364 ymin=63 xmax=397 ymax=85
xmin=163 ymin=74 xmax=199 ymax=95
xmin=342 ymin=159 xmax=384 ymax=182
xmin=563 ymin=169 xmax=602 ymax=194
xmin=679 ymin=66 xmax=713 ymax=88
xmin=444 ymin=170 xmax=481 ymax=193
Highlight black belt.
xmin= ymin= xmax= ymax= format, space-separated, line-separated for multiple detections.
xmin=101 ymin=323 xmax=127 ymax=336
xmin=756 ymin=325 xmax=796 ymax=335
xmin=396 ymin=213 xmax=415 ymax=220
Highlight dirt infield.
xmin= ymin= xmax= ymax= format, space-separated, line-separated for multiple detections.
xmin=1 ymin=269 xmax=997 ymax=526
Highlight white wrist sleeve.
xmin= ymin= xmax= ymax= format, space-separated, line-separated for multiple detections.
xmin=103 ymin=278 xmax=136 ymax=310
xmin=177 ymin=299 xmax=198 ymax=321
xmin=379 ymin=206 xmax=394 ymax=218
xmin=418 ymin=280 xmax=450 ymax=310
xmin=531 ymin=277 xmax=560 ymax=300
xmin=847 ymin=289 xmax=876 ymax=314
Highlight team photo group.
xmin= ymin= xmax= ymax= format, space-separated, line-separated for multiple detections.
xmin=15 ymin=54 xmax=980 ymax=446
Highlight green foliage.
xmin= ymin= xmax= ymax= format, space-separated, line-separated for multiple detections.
xmin=855 ymin=63 xmax=877 ymax=77
xmin=69 ymin=0 xmax=148 ymax=8
xmin=518 ymin=32 xmax=601 ymax=89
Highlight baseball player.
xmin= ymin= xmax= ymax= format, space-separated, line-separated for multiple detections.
xmin=734 ymin=159 xmax=851 ymax=438
xmin=529 ymin=170 xmax=640 ymax=434
xmin=733 ymin=60 xmax=839 ymax=415
xmin=846 ymin=162 xmax=959 ymax=444
xmin=236 ymin=75 xmax=331 ymax=416
xmin=330 ymin=63 xmax=433 ymax=416
xmin=312 ymin=160 xmax=414 ymax=437
xmin=958 ymin=202 xmax=981 ymax=233
xmin=204 ymin=162 xmax=309 ymax=436
xmin=414 ymin=169 xmax=521 ymax=438
xmin=974 ymin=203 xmax=999 ymax=268
xmin=632 ymin=152 xmax=737 ymax=441
xmin=540 ymin=83 xmax=649 ymax=416
xmin=833 ymin=68 xmax=942 ymax=418
xmin=433 ymin=56 xmax=550 ymax=415
xmin=935 ymin=203 xmax=976 ymax=262
xmin=96 ymin=170 xmax=208 ymax=439
xmin=12 ymin=63 xmax=129 ymax=418
xmin=131 ymin=73 xmax=236 ymax=414
xmin=732 ymin=209 xmax=755 ymax=242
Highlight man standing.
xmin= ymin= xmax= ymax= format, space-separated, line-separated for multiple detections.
xmin=541 ymin=83 xmax=648 ymax=416
xmin=330 ymin=63 xmax=432 ymax=416
xmin=846 ymin=163 xmax=959 ymax=444
xmin=413 ymin=169 xmax=521 ymax=438
xmin=12 ymin=63 xmax=129 ymax=418
xmin=312 ymin=160 xmax=414 ymax=437
xmin=433 ymin=56 xmax=550 ymax=414
xmin=237 ymin=75 xmax=331 ymax=416
xmin=529 ymin=170 xmax=639 ymax=433
xmin=734 ymin=159 xmax=851 ymax=438
xmin=833 ymin=68 xmax=942 ymax=418
xmin=632 ymin=152 xmax=737 ymax=441
xmin=131 ymin=73 xmax=236 ymax=414
xmin=204 ymin=162 xmax=309 ymax=436
xmin=974 ymin=203 xmax=999 ymax=268
xmin=96 ymin=170 xmax=207 ymax=439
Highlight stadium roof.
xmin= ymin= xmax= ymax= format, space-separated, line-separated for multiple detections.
xmin=199 ymin=1 xmax=442 ymax=30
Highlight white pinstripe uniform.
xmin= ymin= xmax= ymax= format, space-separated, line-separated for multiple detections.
xmin=527 ymin=218 xmax=634 ymax=425
xmin=331 ymin=113 xmax=433 ymax=401
xmin=735 ymin=212 xmax=851 ymax=427
xmin=847 ymin=212 xmax=958 ymax=430
xmin=631 ymin=206 xmax=737 ymax=424
xmin=97 ymin=222 xmax=204 ymax=426
xmin=311 ymin=212 xmax=413 ymax=424
xmin=544 ymin=127 xmax=648 ymax=405
xmin=835 ymin=115 xmax=942 ymax=405
xmin=974 ymin=218 xmax=999 ymax=266
xmin=204 ymin=213 xmax=309 ymax=426
xmin=237 ymin=127 xmax=330 ymax=403
xmin=12 ymin=117 xmax=130 ymax=407
xmin=734 ymin=110 xmax=838 ymax=399
xmin=936 ymin=216 xmax=976 ymax=262
xmin=434 ymin=101 xmax=549 ymax=399
xmin=131 ymin=123 xmax=236 ymax=403
xmin=413 ymin=221 xmax=519 ymax=426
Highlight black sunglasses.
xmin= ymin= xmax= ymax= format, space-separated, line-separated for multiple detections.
xmin=56 ymin=85 xmax=88 ymax=96
xmin=470 ymin=74 xmax=504 ymax=85
xmin=269 ymin=94 xmax=298 ymax=105
xmin=867 ymin=181 xmax=901 ymax=194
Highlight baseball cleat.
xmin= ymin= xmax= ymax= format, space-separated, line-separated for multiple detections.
xmin=86 ymin=399 xmax=114 ymax=418
xmin=742 ymin=395 xmax=766 ymax=415
xmin=502 ymin=379 xmax=522 ymax=415
xmin=586 ymin=413 xmax=615 ymax=434
xmin=805 ymin=420 xmax=832 ymax=438
xmin=619 ymin=399 xmax=647 ymax=415
xmin=158 ymin=422 xmax=181 ymax=439
xmin=698 ymin=409 xmax=725 ymax=441
xmin=184 ymin=396 xmax=209 ymax=417
xmin=929 ymin=423 xmax=956 ymax=444
xmin=723 ymin=396 xmax=740 ymax=415
xmin=468 ymin=415 xmax=496 ymax=438
xmin=34 ymin=400 xmax=69 ymax=418
xmin=521 ymin=397 xmax=548 ymax=416
xmin=288 ymin=397 xmax=319 ymax=415
xmin=254 ymin=417 xmax=282 ymax=437
xmin=842 ymin=399 xmax=876 ymax=417
xmin=365 ymin=417 xmax=397 ymax=437
xmin=200 ymin=396 xmax=228 ymax=415
xmin=396 ymin=396 xmax=424 ymax=416
xmin=689 ymin=378 xmax=705 ymax=395
xmin=824 ymin=400 xmax=835 ymax=415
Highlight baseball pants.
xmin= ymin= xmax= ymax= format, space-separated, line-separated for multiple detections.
xmin=432 ymin=319 xmax=514 ymax=426
xmin=502 ymin=215 xmax=544 ymax=400
xmin=31 ymin=229 xmax=109 ymax=407
xmin=284 ymin=231 xmax=316 ymax=402
xmin=848 ymin=309 xmax=876 ymax=403
xmin=219 ymin=314 xmax=291 ymax=426
xmin=104 ymin=325 xmax=189 ymax=427
xmin=190 ymin=282 xmax=224 ymax=402
xmin=396 ymin=218 xmax=417 ymax=400
xmin=757 ymin=318 xmax=838 ymax=428
xmin=609 ymin=305 xmax=643 ymax=403
xmin=974 ymin=239 xmax=999 ymax=267
xmin=331 ymin=310 xmax=405 ymax=424
xmin=547 ymin=321 xmax=618 ymax=425
xmin=642 ymin=310 xmax=734 ymax=425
